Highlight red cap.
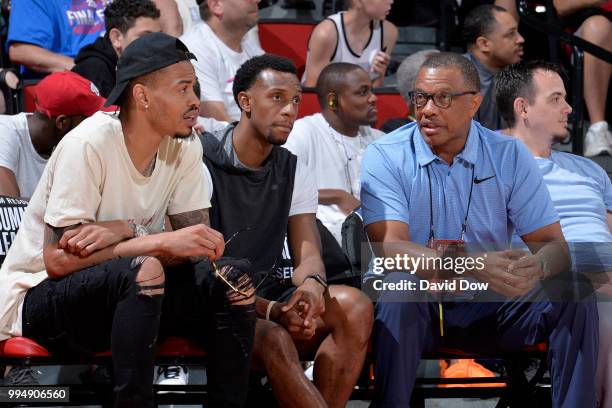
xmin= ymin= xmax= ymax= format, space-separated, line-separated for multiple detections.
xmin=34 ymin=71 xmax=112 ymax=117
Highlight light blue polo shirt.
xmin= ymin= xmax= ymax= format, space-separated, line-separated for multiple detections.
xmin=360 ymin=121 xmax=559 ymax=250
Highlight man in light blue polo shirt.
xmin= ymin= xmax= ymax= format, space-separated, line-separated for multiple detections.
xmin=495 ymin=60 xmax=610 ymax=408
xmin=361 ymin=52 xmax=598 ymax=407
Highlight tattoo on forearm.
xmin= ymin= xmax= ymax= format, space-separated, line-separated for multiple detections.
xmin=44 ymin=224 xmax=78 ymax=247
xmin=168 ymin=208 xmax=210 ymax=230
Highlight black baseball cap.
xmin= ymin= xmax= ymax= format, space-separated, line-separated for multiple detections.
xmin=104 ymin=32 xmax=197 ymax=107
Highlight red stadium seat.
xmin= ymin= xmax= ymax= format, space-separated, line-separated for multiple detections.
xmin=374 ymin=89 xmax=409 ymax=129
xmin=0 ymin=336 xmax=51 ymax=358
xmin=155 ymin=336 xmax=206 ymax=357
xmin=0 ymin=336 xmax=206 ymax=359
xmin=258 ymin=20 xmax=316 ymax=78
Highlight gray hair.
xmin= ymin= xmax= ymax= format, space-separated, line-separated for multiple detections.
xmin=397 ymin=49 xmax=440 ymax=104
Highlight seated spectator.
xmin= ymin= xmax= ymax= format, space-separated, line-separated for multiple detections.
xmin=555 ymin=0 xmax=612 ymax=157
xmin=153 ymin=0 xmax=183 ymax=36
xmin=181 ymin=0 xmax=264 ymax=122
xmin=302 ymin=0 xmax=398 ymax=88
xmin=0 ymin=71 xmax=107 ymax=199
xmin=175 ymin=0 xmax=203 ymax=34
xmin=0 ymin=33 xmax=256 ymax=405
xmin=380 ymin=48 xmax=439 ymax=133
xmin=7 ymin=0 xmax=107 ymax=78
xmin=495 ymin=0 xmax=612 ymax=157
xmin=200 ymin=54 xmax=373 ymax=407
xmin=73 ymin=0 xmax=162 ymax=98
xmin=285 ymin=62 xmax=383 ymax=243
xmin=361 ymin=52 xmax=597 ymax=407
xmin=463 ymin=4 xmax=524 ymax=130
xmin=496 ymin=60 xmax=612 ymax=407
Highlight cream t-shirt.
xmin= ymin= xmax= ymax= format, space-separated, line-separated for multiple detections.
xmin=0 ymin=112 xmax=210 ymax=340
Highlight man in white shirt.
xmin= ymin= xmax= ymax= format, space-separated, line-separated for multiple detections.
xmin=0 ymin=33 xmax=256 ymax=407
xmin=180 ymin=0 xmax=264 ymax=122
xmin=285 ymin=62 xmax=384 ymax=242
xmin=0 ymin=71 xmax=107 ymax=199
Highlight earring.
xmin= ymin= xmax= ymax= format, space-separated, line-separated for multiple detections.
xmin=145 ymin=104 xmax=149 ymax=110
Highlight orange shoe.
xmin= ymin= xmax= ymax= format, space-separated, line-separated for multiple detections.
xmin=439 ymin=359 xmax=506 ymax=388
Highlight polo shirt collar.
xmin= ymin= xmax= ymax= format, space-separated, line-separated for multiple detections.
xmin=414 ymin=121 xmax=480 ymax=167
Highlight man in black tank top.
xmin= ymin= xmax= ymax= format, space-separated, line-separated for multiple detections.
xmin=201 ymin=54 xmax=374 ymax=408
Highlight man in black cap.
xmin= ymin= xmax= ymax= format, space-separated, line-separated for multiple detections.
xmin=0 ymin=32 xmax=256 ymax=407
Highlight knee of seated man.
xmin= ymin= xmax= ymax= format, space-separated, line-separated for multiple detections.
xmin=218 ymin=263 xmax=255 ymax=306
xmin=134 ymin=256 xmax=165 ymax=297
xmin=258 ymin=321 xmax=294 ymax=355
xmin=329 ymin=286 xmax=374 ymax=339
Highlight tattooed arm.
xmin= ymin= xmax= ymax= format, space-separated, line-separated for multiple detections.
xmin=157 ymin=208 xmax=224 ymax=266
xmin=168 ymin=208 xmax=211 ymax=229
xmin=43 ymin=223 xmax=163 ymax=279
xmin=43 ymin=210 xmax=225 ymax=278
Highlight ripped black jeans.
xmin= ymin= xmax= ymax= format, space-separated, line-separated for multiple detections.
xmin=160 ymin=258 xmax=256 ymax=408
xmin=23 ymin=257 xmax=256 ymax=408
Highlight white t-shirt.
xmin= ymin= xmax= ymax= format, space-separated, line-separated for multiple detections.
xmin=196 ymin=116 xmax=229 ymax=134
xmin=180 ymin=23 xmax=264 ymax=121
xmin=284 ymin=113 xmax=383 ymax=241
xmin=0 ymin=113 xmax=47 ymax=198
xmin=175 ymin=0 xmax=202 ymax=34
xmin=0 ymin=112 xmax=211 ymax=340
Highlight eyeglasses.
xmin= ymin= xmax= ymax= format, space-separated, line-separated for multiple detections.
xmin=211 ymin=226 xmax=281 ymax=298
xmin=212 ymin=226 xmax=251 ymax=297
xmin=408 ymin=91 xmax=478 ymax=109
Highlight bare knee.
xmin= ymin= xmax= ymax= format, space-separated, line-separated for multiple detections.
xmin=579 ymin=16 xmax=612 ymax=46
xmin=256 ymin=320 xmax=297 ymax=364
xmin=330 ymin=286 xmax=374 ymax=344
xmin=135 ymin=257 xmax=165 ymax=297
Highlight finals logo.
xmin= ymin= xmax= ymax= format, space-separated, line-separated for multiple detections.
xmin=67 ymin=0 xmax=106 ymax=34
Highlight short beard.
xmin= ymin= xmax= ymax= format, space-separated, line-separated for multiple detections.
xmin=266 ymin=133 xmax=288 ymax=146
xmin=551 ymin=130 xmax=569 ymax=144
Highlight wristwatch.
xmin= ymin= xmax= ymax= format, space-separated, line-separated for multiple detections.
xmin=128 ymin=220 xmax=150 ymax=238
xmin=304 ymin=274 xmax=328 ymax=289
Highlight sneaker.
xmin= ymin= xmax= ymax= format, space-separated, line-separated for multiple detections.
xmin=2 ymin=366 xmax=40 ymax=386
xmin=439 ymin=359 xmax=505 ymax=388
xmin=584 ymin=122 xmax=612 ymax=157
xmin=155 ymin=366 xmax=188 ymax=393
xmin=303 ymin=361 xmax=314 ymax=381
